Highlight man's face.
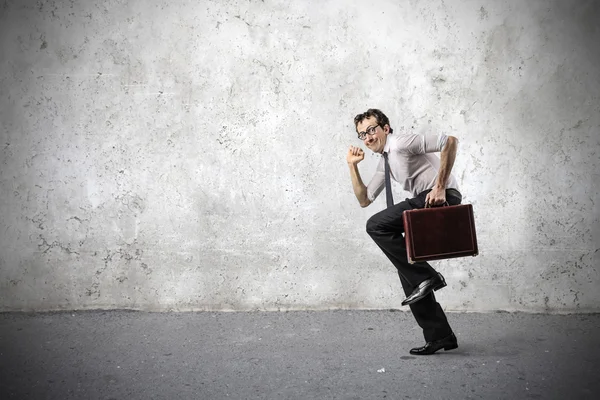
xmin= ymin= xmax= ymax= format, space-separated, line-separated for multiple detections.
xmin=356 ymin=116 xmax=389 ymax=154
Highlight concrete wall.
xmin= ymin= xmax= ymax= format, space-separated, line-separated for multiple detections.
xmin=1 ymin=0 xmax=598 ymax=313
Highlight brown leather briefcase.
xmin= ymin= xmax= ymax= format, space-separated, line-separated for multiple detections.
xmin=403 ymin=204 xmax=478 ymax=264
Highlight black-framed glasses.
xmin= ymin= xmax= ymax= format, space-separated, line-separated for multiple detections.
xmin=357 ymin=124 xmax=380 ymax=140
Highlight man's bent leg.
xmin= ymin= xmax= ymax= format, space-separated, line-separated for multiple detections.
xmin=366 ymin=195 xmax=453 ymax=342
xmin=365 ymin=200 xmax=437 ymax=286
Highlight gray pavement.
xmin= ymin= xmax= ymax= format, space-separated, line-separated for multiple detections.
xmin=0 ymin=310 xmax=599 ymax=400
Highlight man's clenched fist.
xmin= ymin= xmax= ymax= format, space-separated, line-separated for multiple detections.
xmin=347 ymin=146 xmax=364 ymax=165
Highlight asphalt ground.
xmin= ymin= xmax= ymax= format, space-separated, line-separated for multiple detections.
xmin=1 ymin=310 xmax=599 ymax=400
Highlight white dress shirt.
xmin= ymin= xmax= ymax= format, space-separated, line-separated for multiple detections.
xmin=366 ymin=133 xmax=459 ymax=201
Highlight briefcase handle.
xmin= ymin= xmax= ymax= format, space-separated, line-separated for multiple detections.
xmin=425 ymin=201 xmax=450 ymax=208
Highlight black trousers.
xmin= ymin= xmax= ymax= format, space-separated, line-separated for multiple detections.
xmin=366 ymin=188 xmax=462 ymax=342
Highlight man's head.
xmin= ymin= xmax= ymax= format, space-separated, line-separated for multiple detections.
xmin=354 ymin=109 xmax=393 ymax=154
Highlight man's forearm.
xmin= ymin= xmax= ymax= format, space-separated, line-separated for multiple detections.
xmin=435 ymin=136 xmax=458 ymax=189
xmin=348 ymin=163 xmax=371 ymax=207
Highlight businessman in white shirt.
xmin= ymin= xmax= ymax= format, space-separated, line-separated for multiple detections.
xmin=347 ymin=108 xmax=461 ymax=355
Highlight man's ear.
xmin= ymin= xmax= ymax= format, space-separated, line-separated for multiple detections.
xmin=383 ymin=124 xmax=391 ymax=134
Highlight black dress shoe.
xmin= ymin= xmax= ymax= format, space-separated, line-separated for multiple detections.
xmin=409 ymin=333 xmax=458 ymax=355
xmin=401 ymin=273 xmax=446 ymax=306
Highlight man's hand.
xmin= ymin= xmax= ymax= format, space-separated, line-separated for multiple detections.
xmin=347 ymin=146 xmax=364 ymax=165
xmin=425 ymin=186 xmax=446 ymax=207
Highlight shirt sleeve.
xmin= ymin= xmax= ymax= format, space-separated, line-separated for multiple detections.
xmin=397 ymin=133 xmax=449 ymax=154
xmin=366 ymin=158 xmax=385 ymax=202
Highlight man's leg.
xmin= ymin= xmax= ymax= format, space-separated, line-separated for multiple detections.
xmin=365 ymin=199 xmax=437 ymax=286
xmin=366 ymin=189 xmax=461 ymax=342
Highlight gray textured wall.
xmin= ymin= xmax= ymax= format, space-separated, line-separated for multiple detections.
xmin=1 ymin=0 xmax=599 ymax=312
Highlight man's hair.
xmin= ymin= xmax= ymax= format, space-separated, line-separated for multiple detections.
xmin=353 ymin=109 xmax=394 ymax=133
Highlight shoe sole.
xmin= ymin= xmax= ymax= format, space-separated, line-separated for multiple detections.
xmin=444 ymin=343 xmax=458 ymax=351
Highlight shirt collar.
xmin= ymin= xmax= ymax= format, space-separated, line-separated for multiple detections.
xmin=382 ymin=135 xmax=392 ymax=154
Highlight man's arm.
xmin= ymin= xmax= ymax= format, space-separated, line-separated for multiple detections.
xmin=347 ymin=146 xmax=372 ymax=208
xmin=425 ymin=136 xmax=458 ymax=206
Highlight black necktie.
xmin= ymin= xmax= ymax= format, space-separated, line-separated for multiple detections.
xmin=383 ymin=152 xmax=394 ymax=208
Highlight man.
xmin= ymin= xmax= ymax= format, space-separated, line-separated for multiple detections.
xmin=347 ymin=108 xmax=461 ymax=355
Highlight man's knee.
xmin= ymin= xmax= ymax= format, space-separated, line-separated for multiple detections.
xmin=367 ymin=207 xmax=407 ymax=236
xmin=366 ymin=215 xmax=382 ymax=236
